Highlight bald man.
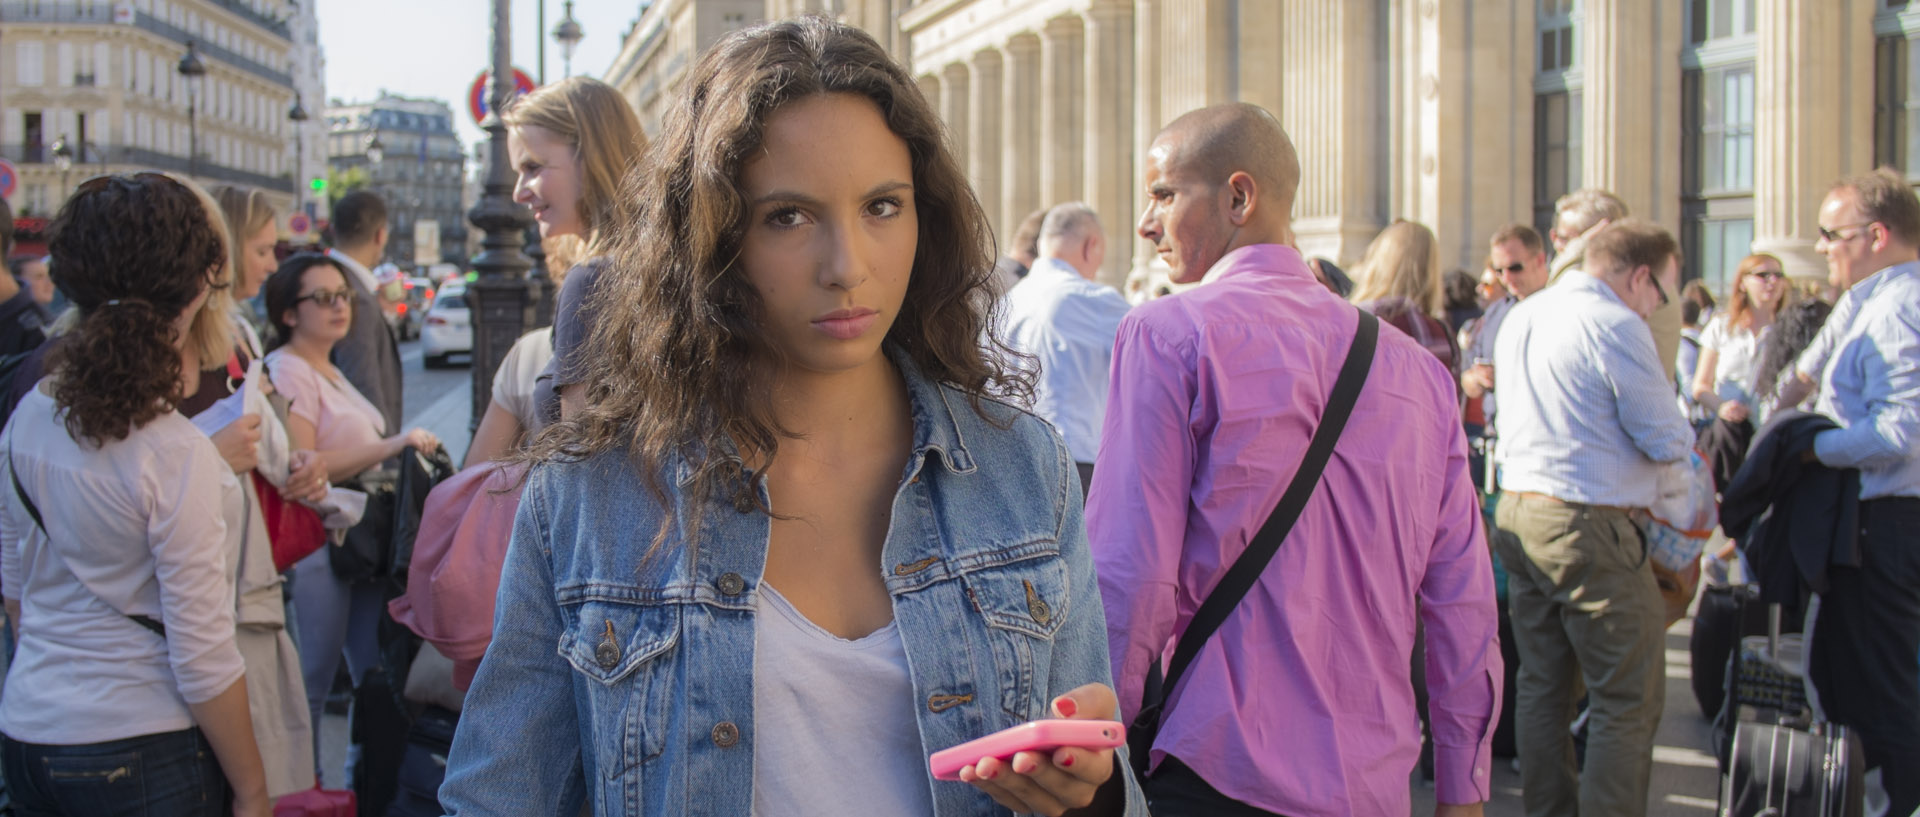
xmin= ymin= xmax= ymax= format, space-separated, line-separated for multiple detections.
xmin=1087 ymin=103 xmax=1498 ymax=817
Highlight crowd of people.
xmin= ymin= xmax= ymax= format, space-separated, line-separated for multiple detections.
xmin=0 ymin=13 xmax=1915 ymax=817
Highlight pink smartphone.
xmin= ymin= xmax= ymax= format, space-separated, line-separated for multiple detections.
xmin=929 ymin=719 xmax=1126 ymax=781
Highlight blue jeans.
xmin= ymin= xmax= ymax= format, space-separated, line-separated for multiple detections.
xmin=1 ymin=727 xmax=227 ymax=817
xmin=288 ymin=546 xmax=386 ymax=786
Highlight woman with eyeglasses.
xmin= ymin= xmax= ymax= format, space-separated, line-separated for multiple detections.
xmin=0 ymin=173 xmax=271 ymax=816
xmin=1690 ymin=253 xmax=1795 ymax=428
xmin=260 ymin=253 xmax=437 ymax=786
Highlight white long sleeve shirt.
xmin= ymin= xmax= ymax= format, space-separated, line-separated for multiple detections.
xmin=997 ymin=258 xmax=1131 ymax=463
xmin=1 ymin=383 xmax=245 ymax=744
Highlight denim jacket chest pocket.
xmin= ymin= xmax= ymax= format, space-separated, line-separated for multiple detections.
xmin=956 ymin=549 xmax=1071 ymax=721
xmin=557 ymin=597 xmax=679 ymax=780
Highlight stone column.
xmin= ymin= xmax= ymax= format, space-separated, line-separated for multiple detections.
xmin=1001 ymin=34 xmax=1043 ymax=237
xmin=941 ymin=62 xmax=971 ymax=174
xmin=1131 ymin=0 xmax=1163 ymax=283
xmin=1582 ymin=0 xmax=1684 ymax=234
xmin=968 ymin=49 xmax=1004 ymax=237
xmin=1084 ymin=0 xmax=1134 ymax=288
xmin=1394 ymin=0 xmax=1535 ymax=273
xmin=1040 ymin=15 xmax=1084 ymax=208
xmin=1753 ymin=0 xmax=1877 ymax=279
xmin=1283 ymin=0 xmax=1385 ymax=265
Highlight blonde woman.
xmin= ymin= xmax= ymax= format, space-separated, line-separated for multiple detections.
xmin=1350 ymin=219 xmax=1459 ymax=371
xmin=1691 ymin=253 xmax=1794 ymax=426
xmin=504 ymin=76 xmax=648 ymax=425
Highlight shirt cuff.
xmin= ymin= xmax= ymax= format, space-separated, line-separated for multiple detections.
xmin=1434 ymin=741 xmax=1493 ymax=805
xmin=1812 ymin=428 xmax=1841 ymax=467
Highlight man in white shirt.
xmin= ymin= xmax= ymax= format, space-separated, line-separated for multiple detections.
xmin=998 ymin=202 xmax=1130 ymax=495
xmin=1491 ymin=219 xmax=1693 ymax=817
xmin=1796 ymin=169 xmax=1920 ymax=815
xmin=324 ymin=191 xmax=403 ymax=435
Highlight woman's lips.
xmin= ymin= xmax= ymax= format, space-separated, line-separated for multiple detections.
xmin=812 ymin=308 xmax=878 ymax=340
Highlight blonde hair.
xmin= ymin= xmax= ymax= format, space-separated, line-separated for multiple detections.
xmin=1349 ymin=219 xmax=1443 ymax=317
xmin=168 ymin=173 xmax=238 ymax=369
xmin=502 ymin=77 xmax=647 ymax=254
xmin=213 ymin=185 xmax=277 ymax=292
xmin=542 ymin=233 xmax=587 ymax=288
xmin=1725 ymin=252 xmax=1794 ymax=331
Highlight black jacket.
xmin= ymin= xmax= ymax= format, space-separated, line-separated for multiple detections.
xmin=1720 ymin=410 xmax=1861 ymax=613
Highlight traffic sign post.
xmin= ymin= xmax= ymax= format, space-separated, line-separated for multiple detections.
xmin=468 ymin=68 xmax=537 ymax=125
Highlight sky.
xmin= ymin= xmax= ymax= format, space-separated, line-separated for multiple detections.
xmin=317 ymin=0 xmax=643 ymax=151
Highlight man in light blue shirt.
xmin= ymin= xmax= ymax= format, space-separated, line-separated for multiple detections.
xmin=1797 ymin=168 xmax=1920 ymax=815
xmin=999 ymin=202 xmax=1130 ymax=494
xmin=1490 ymin=219 xmax=1692 ymax=817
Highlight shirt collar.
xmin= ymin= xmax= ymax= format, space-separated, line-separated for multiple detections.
xmin=1561 ymin=269 xmax=1631 ymax=310
xmin=1027 ymin=256 xmax=1085 ymax=282
xmin=1847 ymin=258 xmax=1920 ymax=302
xmin=672 ymin=345 xmax=978 ymax=487
xmin=326 ymin=248 xmax=381 ymax=294
xmin=1198 ymin=244 xmax=1312 ymax=285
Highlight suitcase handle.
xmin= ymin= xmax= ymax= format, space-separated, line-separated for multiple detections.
xmin=1768 ymin=603 xmax=1781 ymax=658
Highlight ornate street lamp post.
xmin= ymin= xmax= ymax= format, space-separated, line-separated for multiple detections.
xmin=467 ymin=0 xmax=537 ymax=432
xmin=553 ymin=1 xmax=584 ymax=79
xmin=50 ymin=135 xmax=73 ymax=197
xmin=288 ymin=96 xmax=309 ymax=219
xmin=177 ymin=42 xmax=206 ymax=178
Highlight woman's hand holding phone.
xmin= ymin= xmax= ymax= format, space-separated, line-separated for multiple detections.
xmin=954 ymin=682 xmax=1125 ymax=817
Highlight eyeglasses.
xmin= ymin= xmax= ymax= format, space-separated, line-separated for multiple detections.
xmin=1489 ymin=262 xmax=1527 ymax=275
xmin=1748 ymin=270 xmax=1786 ymax=281
xmin=298 ymin=288 xmax=354 ymax=308
xmin=1817 ymin=222 xmax=1876 ymax=243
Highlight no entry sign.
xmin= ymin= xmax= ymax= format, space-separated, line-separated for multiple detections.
xmin=468 ymin=68 xmax=537 ymax=125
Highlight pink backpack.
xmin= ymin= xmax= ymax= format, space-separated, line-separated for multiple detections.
xmin=388 ymin=462 xmax=527 ymax=690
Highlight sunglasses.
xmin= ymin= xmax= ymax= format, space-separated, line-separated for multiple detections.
xmin=298 ymin=288 xmax=354 ymax=308
xmin=73 ymin=171 xmax=174 ymax=195
xmin=1489 ymin=262 xmax=1527 ymax=275
xmin=1817 ymin=222 xmax=1876 ymax=243
xmin=1748 ymin=270 xmax=1785 ymax=281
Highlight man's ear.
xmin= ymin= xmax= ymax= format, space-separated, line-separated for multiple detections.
xmin=1225 ymin=171 xmax=1258 ymax=227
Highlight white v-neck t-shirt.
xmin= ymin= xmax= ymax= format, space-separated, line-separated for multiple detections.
xmin=750 ymin=583 xmax=933 ymax=816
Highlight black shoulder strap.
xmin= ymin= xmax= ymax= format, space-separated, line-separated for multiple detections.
xmin=8 ymin=439 xmax=167 ymax=639
xmin=1159 ymin=308 xmax=1378 ymax=696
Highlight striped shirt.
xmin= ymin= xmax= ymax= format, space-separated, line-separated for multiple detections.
xmin=1494 ymin=270 xmax=1694 ymax=508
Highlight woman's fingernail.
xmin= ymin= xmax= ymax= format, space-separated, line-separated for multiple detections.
xmin=1054 ymin=697 xmax=1077 ymax=718
xmin=1057 ymin=753 xmax=1075 ymax=768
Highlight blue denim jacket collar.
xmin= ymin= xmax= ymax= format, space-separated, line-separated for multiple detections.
xmin=671 ymin=344 xmax=979 ymax=490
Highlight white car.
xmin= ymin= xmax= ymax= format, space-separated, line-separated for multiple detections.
xmin=420 ymin=285 xmax=471 ymax=368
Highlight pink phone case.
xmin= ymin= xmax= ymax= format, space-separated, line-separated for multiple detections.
xmin=929 ymin=719 xmax=1126 ymax=781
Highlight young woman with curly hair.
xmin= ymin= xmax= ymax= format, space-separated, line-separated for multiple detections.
xmin=440 ymin=17 xmax=1143 ymax=817
xmin=0 ymin=173 xmax=270 ymax=816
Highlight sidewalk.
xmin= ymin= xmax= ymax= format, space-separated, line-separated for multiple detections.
xmin=408 ymin=379 xmax=472 ymax=466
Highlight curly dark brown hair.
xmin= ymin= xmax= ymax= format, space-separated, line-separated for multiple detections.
xmin=45 ymin=173 xmax=226 ymax=447
xmin=529 ymin=16 xmax=1028 ymax=547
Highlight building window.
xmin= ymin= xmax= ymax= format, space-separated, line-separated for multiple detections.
xmin=1681 ymin=0 xmax=1758 ymax=292
xmin=1533 ymin=0 xmax=1582 ymax=238
xmin=1875 ymin=2 xmax=1920 ymax=177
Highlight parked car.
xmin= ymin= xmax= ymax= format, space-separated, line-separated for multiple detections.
xmin=420 ymin=285 xmax=471 ymax=368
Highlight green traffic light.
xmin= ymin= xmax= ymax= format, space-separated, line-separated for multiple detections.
xmin=310 ymin=177 xmax=327 ymax=191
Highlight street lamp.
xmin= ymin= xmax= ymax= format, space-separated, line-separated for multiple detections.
xmin=469 ymin=0 xmax=537 ymax=432
xmin=365 ymin=133 xmax=385 ymax=170
xmin=177 ymin=41 xmax=206 ymax=178
xmin=288 ymin=96 xmax=309 ymax=218
xmin=553 ymin=1 xmax=584 ymax=79
xmin=50 ymin=135 xmax=73 ymax=196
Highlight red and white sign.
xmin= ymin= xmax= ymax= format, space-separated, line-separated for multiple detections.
xmin=468 ymin=68 xmax=537 ymax=125
xmin=289 ymin=213 xmax=311 ymax=234
xmin=0 ymin=158 xmax=18 ymax=200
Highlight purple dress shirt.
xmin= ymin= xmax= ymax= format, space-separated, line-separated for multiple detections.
xmin=1088 ymin=244 xmax=1500 ymax=815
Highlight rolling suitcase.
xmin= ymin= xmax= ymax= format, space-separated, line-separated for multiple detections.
xmin=1691 ymin=582 xmax=1769 ymax=718
xmin=1718 ymin=604 xmax=1865 ymax=817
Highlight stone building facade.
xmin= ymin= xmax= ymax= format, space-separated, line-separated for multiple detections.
xmin=324 ymin=95 xmax=468 ymax=266
xmin=0 ymin=0 xmax=304 ymax=222
xmin=595 ymin=0 xmax=1904 ymax=295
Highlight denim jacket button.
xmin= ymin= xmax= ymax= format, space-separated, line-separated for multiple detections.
xmin=733 ymin=494 xmax=755 ymax=514
xmin=595 ymin=621 xmax=620 ymax=669
xmin=716 ymin=572 xmax=745 ymax=596
xmin=711 ymin=721 xmax=741 ymax=748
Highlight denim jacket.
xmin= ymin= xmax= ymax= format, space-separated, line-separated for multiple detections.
xmin=440 ymin=354 xmax=1147 ymax=816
